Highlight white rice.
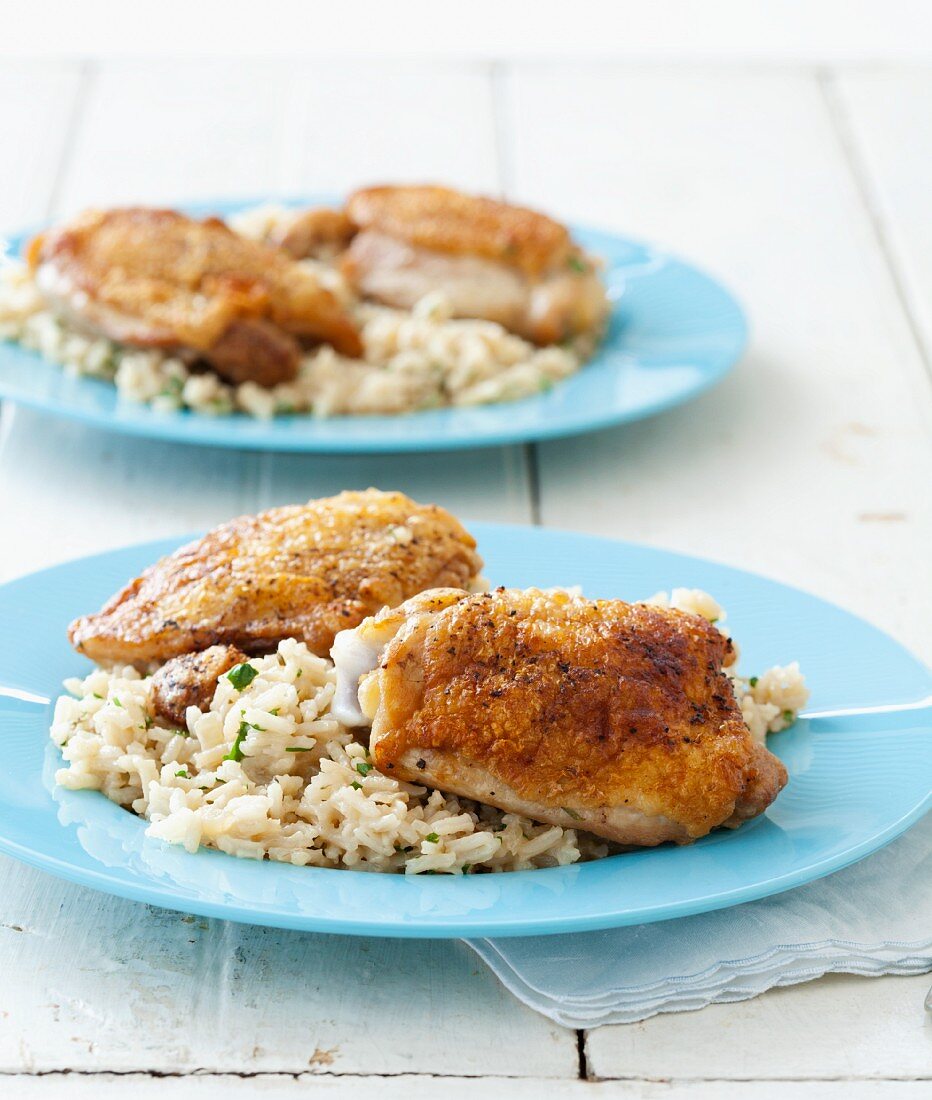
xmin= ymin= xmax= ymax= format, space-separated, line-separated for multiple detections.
xmin=51 ymin=639 xmax=606 ymax=873
xmin=50 ymin=591 xmax=807 ymax=874
xmin=0 ymin=205 xmax=600 ymax=418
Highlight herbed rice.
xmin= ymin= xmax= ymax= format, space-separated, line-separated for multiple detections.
xmin=50 ymin=591 xmax=807 ymax=875
xmin=0 ymin=205 xmax=602 ymax=418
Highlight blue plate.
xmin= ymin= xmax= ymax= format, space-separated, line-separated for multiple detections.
xmin=0 ymin=200 xmax=746 ymax=452
xmin=0 ymin=524 xmax=928 ymax=937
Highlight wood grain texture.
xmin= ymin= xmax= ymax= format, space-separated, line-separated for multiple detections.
xmin=0 ymin=58 xmax=548 ymax=1080
xmin=502 ymin=66 xmax=932 ymax=662
xmin=0 ymin=58 xmax=530 ymax=583
xmin=831 ymin=68 xmax=932 ymax=375
xmin=0 ymin=61 xmax=83 ymax=232
xmin=0 ymin=57 xmax=930 ymax=1085
xmin=4 ymin=1075 xmax=932 ymax=1098
xmin=586 ymin=972 xmax=932 ymax=1081
xmin=0 ymin=856 xmax=576 ymax=1077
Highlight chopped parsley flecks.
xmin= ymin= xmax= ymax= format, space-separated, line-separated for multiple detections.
xmin=354 ymin=761 xmax=372 ymax=777
xmin=782 ymin=709 xmax=795 ymax=724
xmin=112 ymin=697 xmax=122 ymax=708
xmin=424 ymin=832 xmax=440 ymax=844
xmin=351 ymin=781 xmax=362 ymax=790
xmin=285 ymin=746 xmax=313 ymax=753
xmin=462 ymin=864 xmax=472 ymax=874
xmin=226 ymin=663 xmax=259 ymax=691
xmin=223 ymin=721 xmax=251 ymax=762
xmin=175 ymin=769 xmax=189 ymax=779
xmin=92 ymin=692 xmax=104 ymax=700
xmin=749 ymin=676 xmax=759 ymax=688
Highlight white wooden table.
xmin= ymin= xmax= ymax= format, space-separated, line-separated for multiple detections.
xmin=0 ymin=57 xmax=930 ymax=1098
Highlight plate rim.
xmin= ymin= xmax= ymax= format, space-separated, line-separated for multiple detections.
xmin=0 ymin=522 xmax=928 ymax=938
xmin=0 ymin=204 xmax=748 ymax=453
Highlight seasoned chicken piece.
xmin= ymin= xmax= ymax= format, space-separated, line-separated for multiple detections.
xmin=332 ymin=588 xmax=787 ymax=846
xmin=150 ymin=644 xmax=247 ymax=727
xmin=268 ymin=207 xmax=357 ymax=261
xmin=69 ymin=490 xmax=483 ymax=667
xmin=340 ymin=185 xmax=608 ymax=345
xmin=28 ymin=207 xmax=362 ymax=386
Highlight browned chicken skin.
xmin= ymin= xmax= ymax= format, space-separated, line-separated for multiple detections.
xmin=339 ymin=185 xmax=608 ymax=345
xmin=68 ymin=490 xmax=483 ymax=667
xmin=270 ymin=207 xmax=357 ymax=261
xmin=333 ymin=588 xmax=787 ymax=846
xmin=149 ymin=645 xmax=247 ymax=727
xmin=28 ymin=207 xmax=362 ymax=385
xmin=346 ymin=185 xmax=574 ymax=276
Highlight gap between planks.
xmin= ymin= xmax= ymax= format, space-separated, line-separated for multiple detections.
xmin=41 ymin=60 xmax=94 ymax=223
xmin=817 ymin=68 xmax=932 ymax=385
xmin=491 ymin=58 xmax=543 ymax=526
xmin=1 ymin=1070 xmax=929 ymax=1083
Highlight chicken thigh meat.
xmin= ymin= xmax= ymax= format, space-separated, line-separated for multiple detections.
xmin=28 ymin=207 xmax=362 ymax=385
xmin=342 ymin=185 xmax=608 ymax=345
xmin=332 ymin=587 xmax=787 ymax=846
xmin=272 ymin=185 xmax=608 ymax=346
xmin=69 ymin=490 xmax=483 ymax=667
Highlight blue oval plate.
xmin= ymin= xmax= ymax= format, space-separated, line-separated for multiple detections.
xmin=0 ymin=523 xmax=928 ymax=937
xmin=0 ymin=200 xmax=746 ymax=452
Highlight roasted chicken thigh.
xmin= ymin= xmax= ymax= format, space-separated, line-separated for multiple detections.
xmin=271 ymin=185 xmax=608 ymax=346
xmin=28 ymin=207 xmax=362 ymax=385
xmin=69 ymin=490 xmax=483 ymax=667
xmin=332 ymin=587 xmax=787 ymax=846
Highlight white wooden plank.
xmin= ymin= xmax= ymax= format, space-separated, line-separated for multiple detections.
xmin=266 ymin=59 xmax=527 ymax=520
xmin=0 ymin=855 xmax=576 ymax=1077
xmin=49 ymin=57 xmax=499 ymax=208
xmin=831 ymin=68 xmax=932 ymax=372
xmin=586 ymin=972 xmax=932 ymax=1081
xmin=0 ymin=59 xmax=539 ymax=1081
xmin=2 ymin=56 xmax=928 ymax=1086
xmin=57 ymin=59 xmax=291 ymax=210
xmin=282 ymin=61 xmax=498 ymax=195
xmin=4 ymin=1075 xmax=931 ymax=1098
xmin=0 ymin=406 xmax=531 ymax=582
xmin=0 ymin=61 xmax=82 ymax=233
xmin=503 ymin=67 xmax=932 ymax=662
xmin=0 ymin=59 xmax=283 ymax=577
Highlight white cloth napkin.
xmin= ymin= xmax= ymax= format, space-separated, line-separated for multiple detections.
xmin=466 ymin=812 xmax=931 ymax=1028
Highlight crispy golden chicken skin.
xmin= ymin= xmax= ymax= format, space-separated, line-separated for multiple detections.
xmin=346 ymin=185 xmax=572 ymax=276
xmin=332 ymin=588 xmax=787 ymax=846
xmin=28 ymin=207 xmax=362 ymax=385
xmin=339 ymin=185 xmax=608 ymax=346
xmin=69 ymin=490 xmax=483 ymax=667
